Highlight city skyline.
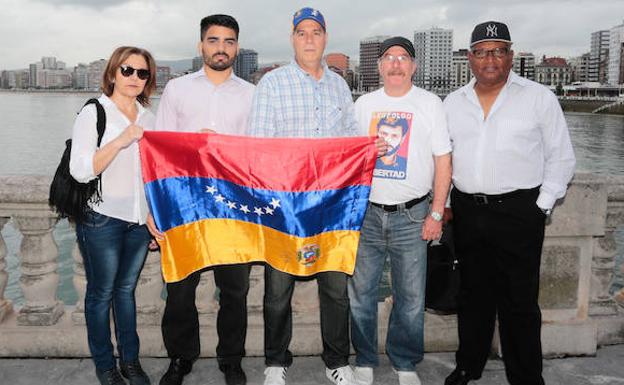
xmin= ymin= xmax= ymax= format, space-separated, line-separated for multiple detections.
xmin=1 ymin=0 xmax=624 ymax=70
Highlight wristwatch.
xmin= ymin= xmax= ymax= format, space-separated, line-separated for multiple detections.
xmin=430 ymin=211 xmax=443 ymax=222
xmin=540 ymin=208 xmax=552 ymax=217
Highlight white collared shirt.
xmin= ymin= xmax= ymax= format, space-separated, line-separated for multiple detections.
xmin=69 ymin=94 xmax=155 ymax=224
xmin=156 ymin=69 xmax=254 ymax=134
xmin=443 ymin=71 xmax=576 ymax=209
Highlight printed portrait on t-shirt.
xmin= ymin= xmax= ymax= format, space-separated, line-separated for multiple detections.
xmin=368 ymin=111 xmax=413 ymax=180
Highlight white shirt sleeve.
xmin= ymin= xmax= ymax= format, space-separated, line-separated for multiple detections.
xmin=431 ymin=97 xmax=452 ymax=156
xmin=69 ymin=105 xmax=98 ymax=183
xmin=536 ymin=91 xmax=576 ymax=209
xmin=353 ymin=97 xmax=368 ymax=136
xmin=155 ymin=81 xmax=178 ymax=131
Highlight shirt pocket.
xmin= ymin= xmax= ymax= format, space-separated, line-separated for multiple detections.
xmin=495 ymin=118 xmax=540 ymax=153
xmin=325 ymin=105 xmax=345 ymax=131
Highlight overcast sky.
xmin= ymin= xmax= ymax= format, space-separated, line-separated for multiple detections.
xmin=1 ymin=0 xmax=624 ymax=70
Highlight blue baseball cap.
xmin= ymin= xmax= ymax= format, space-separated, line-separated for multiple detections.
xmin=292 ymin=7 xmax=326 ymax=31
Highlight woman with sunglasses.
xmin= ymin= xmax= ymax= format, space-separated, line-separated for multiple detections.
xmin=70 ymin=46 xmax=156 ymax=385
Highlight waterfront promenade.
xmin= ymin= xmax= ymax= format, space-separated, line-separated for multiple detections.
xmin=1 ymin=172 xmax=624 ymax=385
xmin=2 ymin=345 xmax=624 ymax=384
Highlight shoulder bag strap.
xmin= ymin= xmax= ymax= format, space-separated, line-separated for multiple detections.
xmin=82 ymin=98 xmax=107 ymax=146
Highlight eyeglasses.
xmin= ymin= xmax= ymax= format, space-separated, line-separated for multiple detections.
xmin=119 ymin=65 xmax=150 ymax=80
xmin=470 ymin=47 xmax=510 ymax=59
xmin=379 ymin=54 xmax=412 ymax=64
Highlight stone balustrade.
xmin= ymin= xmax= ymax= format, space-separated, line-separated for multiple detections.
xmin=0 ymin=173 xmax=623 ymax=358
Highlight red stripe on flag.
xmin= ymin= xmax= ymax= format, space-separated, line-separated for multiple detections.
xmin=140 ymin=132 xmax=377 ymax=192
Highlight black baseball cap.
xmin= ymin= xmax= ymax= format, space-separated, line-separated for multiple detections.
xmin=380 ymin=36 xmax=415 ymax=58
xmin=470 ymin=21 xmax=512 ymax=47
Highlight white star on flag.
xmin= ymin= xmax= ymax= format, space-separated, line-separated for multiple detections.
xmin=226 ymin=201 xmax=237 ymax=209
xmin=205 ymin=186 xmax=217 ymax=194
xmin=264 ymin=206 xmax=274 ymax=215
xmin=240 ymin=205 xmax=250 ymax=214
xmin=215 ymin=194 xmax=225 ymax=203
xmin=254 ymin=207 xmax=264 ymax=216
xmin=270 ymin=198 xmax=281 ymax=209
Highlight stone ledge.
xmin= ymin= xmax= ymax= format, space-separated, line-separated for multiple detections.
xmin=541 ymin=319 xmax=597 ymax=357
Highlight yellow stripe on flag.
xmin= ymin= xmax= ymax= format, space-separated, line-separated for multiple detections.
xmin=159 ymin=219 xmax=360 ymax=282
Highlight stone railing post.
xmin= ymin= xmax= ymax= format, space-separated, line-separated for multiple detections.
xmin=589 ymin=176 xmax=624 ymax=315
xmin=292 ymin=280 xmax=320 ymax=318
xmin=602 ymin=176 xmax=624 ymax=308
xmin=135 ymin=249 xmax=165 ymax=325
xmin=0 ymin=217 xmax=13 ymax=322
xmin=247 ymin=265 xmax=264 ymax=314
xmin=13 ymin=215 xmax=64 ymax=325
xmin=71 ymin=227 xmax=87 ymax=324
xmin=591 ymin=230 xmax=618 ymax=316
xmin=197 ymin=270 xmax=218 ymax=324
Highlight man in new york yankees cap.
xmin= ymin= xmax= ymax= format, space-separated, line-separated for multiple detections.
xmin=442 ymin=21 xmax=575 ymax=385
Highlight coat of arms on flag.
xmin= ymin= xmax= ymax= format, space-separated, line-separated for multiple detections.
xmin=140 ymin=132 xmax=377 ymax=283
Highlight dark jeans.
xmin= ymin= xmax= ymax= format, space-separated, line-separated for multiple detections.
xmin=161 ymin=264 xmax=251 ymax=365
xmin=76 ymin=211 xmax=150 ymax=371
xmin=451 ymin=187 xmax=546 ymax=385
xmin=264 ymin=265 xmax=350 ymax=369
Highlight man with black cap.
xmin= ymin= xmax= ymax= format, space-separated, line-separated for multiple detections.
xmin=443 ymin=21 xmax=576 ymax=385
xmin=349 ymin=36 xmax=452 ymax=385
xmin=249 ymin=7 xmax=385 ymax=385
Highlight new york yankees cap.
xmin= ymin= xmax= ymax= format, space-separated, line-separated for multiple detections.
xmin=470 ymin=21 xmax=512 ymax=47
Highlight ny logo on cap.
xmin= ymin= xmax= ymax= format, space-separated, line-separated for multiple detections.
xmin=311 ymin=9 xmax=318 ymax=16
xmin=486 ymin=24 xmax=498 ymax=37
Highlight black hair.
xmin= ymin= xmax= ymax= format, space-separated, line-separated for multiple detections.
xmin=377 ymin=116 xmax=409 ymax=136
xmin=200 ymin=14 xmax=240 ymax=40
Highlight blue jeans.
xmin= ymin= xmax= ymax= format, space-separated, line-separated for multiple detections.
xmin=348 ymin=200 xmax=428 ymax=371
xmin=76 ymin=210 xmax=151 ymax=371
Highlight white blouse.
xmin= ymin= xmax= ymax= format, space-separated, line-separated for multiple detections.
xmin=69 ymin=94 xmax=155 ymax=224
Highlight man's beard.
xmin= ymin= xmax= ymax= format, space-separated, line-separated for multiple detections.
xmin=203 ymin=51 xmax=235 ymax=71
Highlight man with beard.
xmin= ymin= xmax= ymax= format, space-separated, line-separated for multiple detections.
xmin=146 ymin=14 xmax=254 ymax=385
xmin=349 ymin=37 xmax=451 ymax=385
xmin=443 ymin=22 xmax=575 ymax=385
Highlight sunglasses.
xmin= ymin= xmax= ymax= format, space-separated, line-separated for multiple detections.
xmin=119 ymin=65 xmax=150 ymax=80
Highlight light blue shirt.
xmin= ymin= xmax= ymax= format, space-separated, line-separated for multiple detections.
xmin=249 ymin=61 xmax=358 ymax=137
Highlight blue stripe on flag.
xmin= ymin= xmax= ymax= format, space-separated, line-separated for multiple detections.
xmin=146 ymin=176 xmax=371 ymax=237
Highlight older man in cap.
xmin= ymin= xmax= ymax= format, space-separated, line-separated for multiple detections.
xmin=443 ymin=21 xmax=576 ymax=385
xmin=348 ymin=36 xmax=451 ymax=385
xmin=249 ymin=7 xmax=385 ymax=385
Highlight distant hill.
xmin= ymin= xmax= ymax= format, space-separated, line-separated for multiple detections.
xmin=156 ymin=58 xmax=194 ymax=73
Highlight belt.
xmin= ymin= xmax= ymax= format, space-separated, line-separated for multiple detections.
xmin=370 ymin=195 xmax=428 ymax=212
xmin=454 ymin=186 xmax=540 ymax=205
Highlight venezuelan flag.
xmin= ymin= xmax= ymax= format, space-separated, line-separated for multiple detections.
xmin=140 ymin=132 xmax=377 ymax=283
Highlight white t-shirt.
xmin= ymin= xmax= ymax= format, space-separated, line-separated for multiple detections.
xmin=354 ymin=86 xmax=451 ymax=205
